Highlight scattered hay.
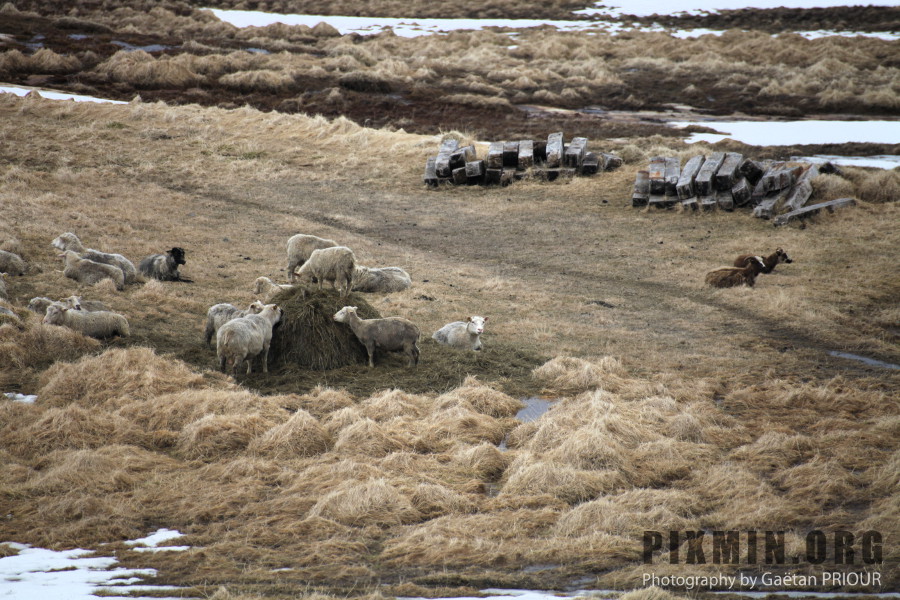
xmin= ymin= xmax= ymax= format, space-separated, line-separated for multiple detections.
xmin=26 ymin=445 xmax=176 ymax=494
xmin=359 ymin=388 xmax=432 ymax=421
xmin=267 ymin=287 xmax=381 ymax=371
xmin=0 ymin=315 xmax=101 ymax=372
xmin=332 ymin=417 xmax=407 ymax=457
xmin=13 ymin=404 xmax=147 ymax=457
xmin=290 ymin=385 xmax=356 ymax=420
xmin=532 ymin=356 xmax=627 ymax=394
xmin=409 ymin=482 xmax=476 ymax=519
xmin=247 ymin=409 xmax=332 ymax=458
xmin=501 ymin=455 xmax=625 ymax=503
xmin=307 ymin=478 xmax=419 ymax=526
xmin=176 ymin=414 xmax=276 ymax=461
xmin=452 ymin=442 xmax=510 ymax=480
xmin=436 ymin=375 xmax=523 ymax=418
xmin=411 ymin=405 xmax=510 ymax=453
xmin=37 ymin=347 xmax=216 ymax=407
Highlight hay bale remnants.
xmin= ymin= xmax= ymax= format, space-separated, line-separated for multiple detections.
xmin=425 ymin=132 xmax=621 ymax=188
xmin=267 ymin=287 xmax=381 ymax=370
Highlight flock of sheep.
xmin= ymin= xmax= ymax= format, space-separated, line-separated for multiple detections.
xmin=1 ymin=232 xmax=489 ymax=376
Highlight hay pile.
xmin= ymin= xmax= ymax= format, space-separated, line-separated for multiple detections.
xmin=267 ymin=287 xmax=381 ymax=370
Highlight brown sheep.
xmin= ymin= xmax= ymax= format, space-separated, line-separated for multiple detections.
xmin=734 ymin=247 xmax=793 ymax=273
xmin=705 ymin=256 xmax=767 ymax=288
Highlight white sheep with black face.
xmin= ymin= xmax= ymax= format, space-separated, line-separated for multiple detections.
xmin=432 ymin=316 xmax=488 ymax=351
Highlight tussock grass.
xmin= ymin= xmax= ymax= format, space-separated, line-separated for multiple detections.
xmin=247 ymin=409 xmax=332 ymax=458
xmin=95 ymin=50 xmax=204 ymax=88
xmin=176 ymin=413 xmax=276 ymax=460
xmin=435 ymin=375 xmax=523 ymax=418
xmin=332 ymin=417 xmax=407 ymax=457
xmin=308 ymin=478 xmax=419 ymax=526
xmin=532 ymin=356 xmax=627 ymax=394
xmin=37 ymin=347 xmax=217 ymax=407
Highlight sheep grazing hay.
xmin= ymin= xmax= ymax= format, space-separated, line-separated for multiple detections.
xmin=267 ymin=287 xmax=381 ymax=370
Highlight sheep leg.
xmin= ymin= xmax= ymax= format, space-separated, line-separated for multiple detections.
xmin=409 ymin=342 xmax=420 ymax=367
xmin=218 ymin=353 xmax=227 ymax=373
xmin=287 ymin=259 xmax=298 ymax=283
xmin=244 ymin=354 xmax=252 ymax=375
xmin=365 ymin=341 xmax=376 ymax=368
xmin=261 ymin=343 xmax=270 ymax=373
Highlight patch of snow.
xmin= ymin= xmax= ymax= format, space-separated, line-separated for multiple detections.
xmin=574 ymin=0 xmax=900 ymax=18
xmin=670 ymin=120 xmax=900 ymax=147
xmin=3 ymin=393 xmax=37 ymax=404
xmin=208 ymin=8 xmax=899 ymax=40
xmin=0 ymin=542 xmax=182 ymax=600
xmin=124 ymin=528 xmax=185 ymax=549
xmin=0 ymin=84 xmax=126 ymax=104
xmin=794 ymin=155 xmax=900 ymax=170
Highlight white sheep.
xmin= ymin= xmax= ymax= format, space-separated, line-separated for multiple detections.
xmin=295 ymin=246 xmax=356 ymax=297
xmin=43 ymin=304 xmax=129 ymax=338
xmin=216 ymin=303 xmax=283 ymax=375
xmin=204 ymin=300 xmax=265 ymax=347
xmin=253 ymin=276 xmax=294 ymax=302
xmin=0 ymin=250 xmax=26 ymax=276
xmin=286 ymin=234 xmax=338 ymax=283
xmin=432 ymin=316 xmax=488 ymax=351
xmin=352 ymin=266 xmax=412 ymax=293
xmin=28 ymin=296 xmax=56 ymax=313
xmin=62 ymin=295 xmax=110 ymax=312
xmin=333 ymin=305 xmax=420 ymax=368
xmin=51 ymin=232 xmax=137 ymax=284
xmin=59 ymin=250 xmax=125 ymax=291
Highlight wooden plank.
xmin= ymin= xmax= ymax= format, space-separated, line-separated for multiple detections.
xmin=517 ymin=140 xmax=534 ymax=170
xmin=753 ymin=185 xmax=793 ymax=219
xmin=716 ymin=189 xmax=734 ymax=211
xmin=503 ymin=141 xmax=520 ymax=167
xmin=715 ymin=152 xmax=743 ymax=190
xmin=632 ymin=170 xmax=650 ymax=207
xmin=694 ymin=151 xmax=725 ymax=197
xmin=465 ymin=160 xmax=485 ymax=184
xmin=700 ymin=194 xmax=717 ymax=211
xmin=773 ymin=198 xmax=856 ymax=226
xmin=500 ymin=169 xmax=515 ymax=186
xmin=486 ymin=142 xmax=504 ymax=169
xmin=682 ymin=195 xmax=698 ymax=210
xmin=731 ymin=177 xmax=752 ymax=206
xmin=451 ymin=166 xmax=468 ymax=185
xmin=581 ymin=152 xmax=601 ymax=175
xmin=539 ymin=167 xmax=576 ymax=182
xmin=546 ymin=132 xmax=564 ymax=168
xmin=749 ymin=161 xmax=785 ymax=205
xmin=780 ymin=164 xmax=819 ymax=213
xmin=676 ymin=154 xmax=705 ymax=200
xmin=648 ymin=156 xmax=667 ymax=195
xmin=601 ymin=153 xmax=623 ymax=171
xmin=423 ymin=156 xmax=439 ymax=188
xmin=564 ymin=137 xmax=588 ymax=168
xmin=434 ymin=138 xmax=460 ymax=177
xmin=485 ymin=168 xmax=502 ymax=185
xmin=739 ymin=158 xmax=765 ymax=186
xmin=664 ymin=157 xmax=681 ymax=197
xmin=450 ymin=144 xmax=475 ymax=171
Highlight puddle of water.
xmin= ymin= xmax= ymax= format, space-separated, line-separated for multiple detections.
xmin=404 ymin=589 xmax=900 ymax=600
xmin=516 ymin=397 xmax=555 ymax=423
xmin=829 ymin=351 xmax=900 ymax=370
xmin=792 ymin=154 xmax=900 ymax=170
xmin=110 ymin=40 xmax=174 ymax=52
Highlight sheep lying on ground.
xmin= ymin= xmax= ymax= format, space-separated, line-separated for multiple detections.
xmin=63 ymin=295 xmax=110 ymax=312
xmin=705 ymin=256 xmax=767 ymax=288
xmin=60 ymin=250 xmax=125 ymax=291
xmin=51 ymin=232 xmax=137 ymax=284
xmin=287 ymin=234 xmax=338 ymax=283
xmin=352 ymin=266 xmax=412 ymax=293
xmin=333 ymin=305 xmax=420 ymax=368
xmin=204 ymin=300 xmax=265 ymax=347
xmin=433 ymin=316 xmax=488 ymax=351
xmin=43 ymin=303 xmax=129 ymax=338
xmin=28 ymin=296 xmax=56 ymax=313
xmin=734 ymin=247 xmax=793 ymax=273
xmin=295 ymin=246 xmax=356 ymax=297
xmin=253 ymin=276 xmax=294 ymax=302
xmin=139 ymin=247 xmax=191 ymax=282
xmin=0 ymin=250 xmax=26 ymax=276
xmin=216 ymin=303 xmax=283 ymax=375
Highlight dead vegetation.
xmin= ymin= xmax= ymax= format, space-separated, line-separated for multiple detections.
xmin=0 ymin=23 xmax=898 ymax=600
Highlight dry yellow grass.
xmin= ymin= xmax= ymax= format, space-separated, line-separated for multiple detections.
xmin=0 ymin=87 xmax=896 ymax=597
